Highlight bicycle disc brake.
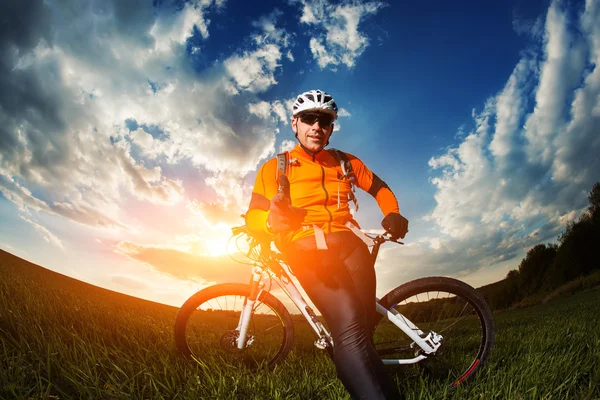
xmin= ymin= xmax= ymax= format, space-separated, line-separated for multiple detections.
xmin=220 ymin=330 xmax=255 ymax=353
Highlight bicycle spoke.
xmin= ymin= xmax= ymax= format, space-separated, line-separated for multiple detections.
xmin=176 ymin=286 xmax=292 ymax=370
xmin=438 ymin=305 xmax=474 ymax=334
xmin=257 ymin=322 xmax=284 ymax=335
xmin=374 ymin=279 xmax=493 ymax=388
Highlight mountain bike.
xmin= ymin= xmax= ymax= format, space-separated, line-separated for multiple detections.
xmin=174 ymin=225 xmax=495 ymax=388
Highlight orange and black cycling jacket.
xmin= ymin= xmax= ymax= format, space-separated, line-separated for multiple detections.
xmin=245 ymin=144 xmax=399 ymax=249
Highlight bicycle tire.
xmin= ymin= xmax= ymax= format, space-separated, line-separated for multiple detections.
xmin=174 ymin=283 xmax=295 ymax=369
xmin=374 ymin=276 xmax=495 ymax=387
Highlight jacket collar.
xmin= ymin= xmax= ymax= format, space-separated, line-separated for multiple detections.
xmin=293 ymin=143 xmax=329 ymax=162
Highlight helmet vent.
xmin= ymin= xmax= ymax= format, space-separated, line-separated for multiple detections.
xmin=292 ymin=89 xmax=338 ymax=119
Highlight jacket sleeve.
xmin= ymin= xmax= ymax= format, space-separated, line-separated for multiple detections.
xmin=245 ymin=158 xmax=279 ymax=240
xmin=349 ymin=154 xmax=400 ymax=216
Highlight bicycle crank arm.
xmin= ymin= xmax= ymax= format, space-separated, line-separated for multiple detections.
xmin=382 ymin=355 xmax=428 ymax=365
xmin=375 ymin=345 xmax=414 ymax=356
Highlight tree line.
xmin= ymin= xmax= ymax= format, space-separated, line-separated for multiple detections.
xmin=479 ymin=182 xmax=600 ymax=310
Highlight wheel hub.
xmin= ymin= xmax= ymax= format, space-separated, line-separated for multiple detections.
xmin=220 ymin=330 xmax=255 ymax=353
xmin=220 ymin=330 xmax=242 ymax=353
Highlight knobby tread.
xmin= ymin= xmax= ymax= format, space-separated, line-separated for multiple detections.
xmin=378 ymin=276 xmax=495 ymax=385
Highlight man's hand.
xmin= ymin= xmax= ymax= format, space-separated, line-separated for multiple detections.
xmin=381 ymin=212 xmax=409 ymax=240
xmin=267 ymin=175 xmax=307 ymax=233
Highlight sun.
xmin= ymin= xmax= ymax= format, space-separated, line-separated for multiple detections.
xmin=202 ymin=228 xmax=235 ymax=257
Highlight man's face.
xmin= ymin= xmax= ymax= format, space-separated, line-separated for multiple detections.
xmin=291 ymin=112 xmax=335 ymax=153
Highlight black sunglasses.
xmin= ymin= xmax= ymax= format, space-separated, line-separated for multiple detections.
xmin=298 ymin=113 xmax=334 ymax=128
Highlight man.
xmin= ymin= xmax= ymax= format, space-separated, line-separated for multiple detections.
xmin=245 ymin=89 xmax=408 ymax=399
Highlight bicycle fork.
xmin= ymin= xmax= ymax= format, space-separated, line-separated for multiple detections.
xmin=236 ymin=267 xmax=263 ymax=349
xmin=375 ymin=301 xmax=443 ymax=365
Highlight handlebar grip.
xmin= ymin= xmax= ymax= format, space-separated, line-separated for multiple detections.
xmin=231 ymin=225 xmax=246 ymax=236
xmin=383 ymin=230 xmax=404 ymax=245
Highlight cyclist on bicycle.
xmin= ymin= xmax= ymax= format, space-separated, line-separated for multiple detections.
xmin=245 ymin=89 xmax=408 ymax=400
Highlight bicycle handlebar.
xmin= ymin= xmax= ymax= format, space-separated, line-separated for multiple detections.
xmin=231 ymin=224 xmax=403 ymax=245
xmin=380 ymin=231 xmax=405 ymax=245
xmin=229 ymin=223 xmax=401 ymax=271
xmin=231 ymin=225 xmax=247 ymax=236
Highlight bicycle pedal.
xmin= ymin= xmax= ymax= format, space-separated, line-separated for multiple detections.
xmin=314 ymin=338 xmax=328 ymax=350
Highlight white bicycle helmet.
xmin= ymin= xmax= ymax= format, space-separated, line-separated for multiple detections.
xmin=292 ymin=89 xmax=338 ymax=120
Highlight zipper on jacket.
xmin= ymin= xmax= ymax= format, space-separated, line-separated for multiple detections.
xmin=320 ymin=165 xmax=333 ymax=232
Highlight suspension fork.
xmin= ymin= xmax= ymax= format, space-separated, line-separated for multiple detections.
xmin=236 ymin=266 xmax=263 ymax=349
xmin=375 ymin=301 xmax=440 ymax=354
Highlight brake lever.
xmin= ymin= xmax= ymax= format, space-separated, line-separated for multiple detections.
xmin=383 ymin=231 xmax=404 ymax=245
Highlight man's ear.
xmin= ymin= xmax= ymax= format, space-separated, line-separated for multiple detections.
xmin=324 ymin=124 xmax=334 ymax=146
xmin=291 ymin=117 xmax=298 ymax=133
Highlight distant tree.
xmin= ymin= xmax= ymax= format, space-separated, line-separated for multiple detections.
xmin=480 ymin=182 xmax=600 ymax=309
xmin=544 ymin=181 xmax=600 ymax=290
xmin=480 ymin=269 xmax=521 ymax=310
xmin=503 ymin=269 xmax=521 ymax=306
xmin=587 ymin=182 xmax=600 ymax=222
xmin=506 ymin=269 xmax=519 ymax=280
xmin=518 ymin=244 xmax=557 ymax=295
xmin=545 ymin=219 xmax=599 ymax=289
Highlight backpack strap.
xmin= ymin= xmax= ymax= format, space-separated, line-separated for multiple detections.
xmin=275 ymin=151 xmax=289 ymax=195
xmin=328 ymin=148 xmax=354 ymax=182
xmin=328 ymin=148 xmax=359 ymax=211
xmin=276 ymin=151 xmax=288 ymax=177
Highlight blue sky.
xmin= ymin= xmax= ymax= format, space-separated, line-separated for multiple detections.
xmin=0 ymin=0 xmax=598 ymax=307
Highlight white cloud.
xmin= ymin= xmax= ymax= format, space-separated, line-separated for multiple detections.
xmin=115 ymin=238 xmax=250 ymax=284
xmin=0 ymin=0 xmax=296 ymax=234
xmin=150 ymin=1 xmax=216 ymax=50
xmin=523 ymin=2 xmax=587 ymax=167
xmin=248 ymin=99 xmax=290 ymax=125
xmin=309 ymin=38 xmax=339 ymax=68
xmin=512 ymin=9 xmax=544 ymax=38
xmin=296 ymin=0 xmax=387 ymax=69
xmin=19 ymin=215 xmax=65 ymax=250
xmin=225 ymin=11 xmax=292 ymax=94
xmin=338 ymin=108 xmax=351 ymax=117
xmin=252 ymin=10 xmax=293 ymax=48
xmin=116 ymin=145 xmax=185 ymax=205
xmin=279 ymin=140 xmax=296 ymax=152
xmin=413 ymin=0 xmax=600 ymax=284
xmin=224 ymin=44 xmax=283 ymax=93
xmin=248 ymin=101 xmax=272 ymax=119
xmin=273 ymin=100 xmax=291 ymax=124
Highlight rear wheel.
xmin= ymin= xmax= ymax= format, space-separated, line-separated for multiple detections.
xmin=373 ymin=277 xmax=495 ymax=387
xmin=175 ymin=283 xmax=295 ymax=369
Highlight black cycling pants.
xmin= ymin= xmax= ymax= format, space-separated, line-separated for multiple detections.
xmin=286 ymin=231 xmax=400 ymax=400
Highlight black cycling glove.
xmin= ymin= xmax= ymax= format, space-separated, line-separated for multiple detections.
xmin=381 ymin=212 xmax=409 ymax=239
xmin=267 ymin=175 xmax=307 ymax=233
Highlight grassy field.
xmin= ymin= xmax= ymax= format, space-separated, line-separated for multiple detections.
xmin=1 ymin=249 xmax=599 ymax=399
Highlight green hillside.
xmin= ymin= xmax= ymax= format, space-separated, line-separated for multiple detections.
xmin=1 ymin=249 xmax=600 ymax=399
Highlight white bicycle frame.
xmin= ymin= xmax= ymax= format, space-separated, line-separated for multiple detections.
xmin=236 ymin=256 xmax=443 ymax=365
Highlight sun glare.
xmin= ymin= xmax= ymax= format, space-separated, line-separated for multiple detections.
xmin=203 ymin=229 xmax=233 ymax=257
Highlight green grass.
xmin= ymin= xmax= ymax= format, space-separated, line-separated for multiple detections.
xmin=1 ymin=249 xmax=600 ymax=399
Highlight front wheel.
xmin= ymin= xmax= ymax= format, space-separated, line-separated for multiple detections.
xmin=373 ymin=277 xmax=495 ymax=387
xmin=174 ymin=283 xmax=295 ymax=369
